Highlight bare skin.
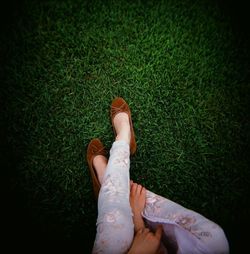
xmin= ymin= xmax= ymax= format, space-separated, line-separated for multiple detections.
xmin=129 ymin=181 xmax=163 ymax=254
xmin=93 ymin=155 xmax=107 ymax=185
xmin=128 ymin=226 xmax=163 ymax=254
xmin=129 ymin=181 xmax=146 ymax=232
xmin=113 ymin=112 xmax=131 ymax=145
xmin=93 ymin=112 xmax=130 ymax=184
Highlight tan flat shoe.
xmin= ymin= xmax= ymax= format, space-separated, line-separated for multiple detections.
xmin=110 ymin=97 xmax=137 ymax=155
xmin=86 ymin=138 xmax=106 ymax=199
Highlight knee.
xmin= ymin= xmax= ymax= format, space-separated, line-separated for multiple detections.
xmin=210 ymin=227 xmax=229 ymax=254
xmin=200 ymin=225 xmax=229 ymax=254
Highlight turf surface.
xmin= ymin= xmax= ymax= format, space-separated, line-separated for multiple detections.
xmin=1 ymin=0 xmax=249 ymax=252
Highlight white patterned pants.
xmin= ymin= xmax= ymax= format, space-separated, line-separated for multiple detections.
xmin=92 ymin=141 xmax=229 ymax=254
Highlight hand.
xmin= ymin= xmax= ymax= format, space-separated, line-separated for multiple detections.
xmin=128 ymin=225 xmax=163 ymax=254
xmin=130 ymin=181 xmax=146 ymax=232
xmin=130 ymin=181 xmax=146 ymax=215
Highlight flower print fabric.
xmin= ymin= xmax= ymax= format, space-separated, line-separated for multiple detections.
xmin=92 ymin=141 xmax=134 ymax=254
xmin=92 ymin=140 xmax=229 ymax=254
xmin=142 ymin=191 xmax=229 ymax=254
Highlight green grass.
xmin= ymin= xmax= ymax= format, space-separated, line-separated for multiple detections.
xmin=1 ymin=0 xmax=250 ymax=252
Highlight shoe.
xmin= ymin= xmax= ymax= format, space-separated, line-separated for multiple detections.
xmin=87 ymin=138 xmax=106 ymax=199
xmin=110 ymin=97 xmax=137 ymax=155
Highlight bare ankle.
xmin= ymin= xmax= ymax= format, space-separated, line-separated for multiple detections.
xmin=114 ymin=113 xmax=131 ymax=145
xmin=133 ymin=213 xmax=145 ymax=232
xmin=115 ymin=128 xmax=131 ymax=144
xmin=93 ymin=155 xmax=107 ymax=184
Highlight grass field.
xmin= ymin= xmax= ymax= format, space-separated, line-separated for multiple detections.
xmin=1 ymin=0 xmax=250 ymax=252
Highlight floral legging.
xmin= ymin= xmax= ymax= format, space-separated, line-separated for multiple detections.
xmin=92 ymin=141 xmax=229 ymax=254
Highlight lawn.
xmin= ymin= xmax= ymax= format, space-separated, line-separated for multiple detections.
xmin=1 ymin=0 xmax=249 ymax=253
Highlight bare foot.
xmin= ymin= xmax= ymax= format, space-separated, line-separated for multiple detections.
xmin=130 ymin=181 xmax=146 ymax=232
xmin=113 ymin=112 xmax=131 ymax=145
xmin=93 ymin=155 xmax=108 ymax=185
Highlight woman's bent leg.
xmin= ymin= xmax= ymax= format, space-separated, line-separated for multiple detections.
xmin=92 ymin=141 xmax=134 ymax=254
xmin=142 ymin=191 xmax=229 ymax=254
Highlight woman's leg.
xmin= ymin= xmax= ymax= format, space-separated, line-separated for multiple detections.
xmin=142 ymin=190 xmax=229 ymax=254
xmin=92 ymin=113 xmax=134 ymax=254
